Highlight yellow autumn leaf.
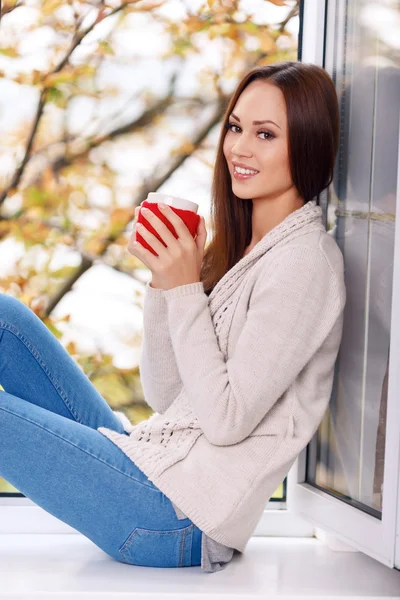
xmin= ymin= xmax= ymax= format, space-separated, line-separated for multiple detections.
xmin=0 ymin=221 xmax=12 ymax=240
xmin=259 ymin=31 xmax=277 ymax=54
xmin=18 ymin=293 xmax=35 ymax=306
xmin=84 ymin=237 xmax=107 ymax=256
xmin=171 ymin=140 xmax=196 ymax=155
xmin=42 ymin=0 xmax=65 ymax=15
xmin=91 ymin=372 xmax=132 ymax=406
xmin=65 ymin=341 xmax=79 ymax=356
xmin=50 ymin=266 xmax=78 ymax=279
xmin=43 ymin=318 xmax=64 ymax=339
xmin=44 ymin=70 xmax=77 ymax=87
xmin=98 ymin=40 xmax=115 ymax=56
xmin=0 ymin=47 xmax=20 ymax=58
xmin=108 ymin=207 xmax=135 ymax=236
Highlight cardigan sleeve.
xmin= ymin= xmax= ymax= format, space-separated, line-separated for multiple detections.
xmin=138 ymin=280 xmax=183 ymax=414
xmin=162 ymin=245 xmax=345 ymax=446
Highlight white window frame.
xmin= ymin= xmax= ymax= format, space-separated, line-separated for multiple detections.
xmin=287 ymin=0 xmax=400 ymax=569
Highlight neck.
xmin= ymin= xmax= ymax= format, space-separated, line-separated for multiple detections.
xmin=248 ymin=194 xmax=305 ymax=246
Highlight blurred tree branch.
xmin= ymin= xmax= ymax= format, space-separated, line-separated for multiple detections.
xmin=279 ymin=3 xmax=299 ymax=33
xmin=0 ymin=0 xmax=24 ymax=18
xmin=0 ymin=0 xmax=163 ymax=204
xmin=0 ymin=0 xmax=300 ymax=418
xmin=44 ymin=95 xmax=228 ymax=315
xmin=53 ymin=89 xmax=177 ymax=174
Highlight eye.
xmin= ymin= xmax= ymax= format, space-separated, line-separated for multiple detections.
xmin=225 ymin=122 xmax=240 ymax=134
xmin=224 ymin=122 xmax=275 ymax=141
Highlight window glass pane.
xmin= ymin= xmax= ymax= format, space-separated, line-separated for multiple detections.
xmin=307 ymin=0 xmax=400 ymax=516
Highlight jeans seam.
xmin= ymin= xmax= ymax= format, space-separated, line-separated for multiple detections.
xmin=180 ymin=524 xmax=190 ymax=567
xmin=0 ymin=404 xmax=156 ymax=490
xmin=119 ymin=529 xmax=139 ymax=560
xmin=0 ymin=322 xmax=87 ymax=424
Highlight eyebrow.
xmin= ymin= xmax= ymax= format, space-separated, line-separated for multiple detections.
xmin=230 ymin=112 xmax=281 ymax=130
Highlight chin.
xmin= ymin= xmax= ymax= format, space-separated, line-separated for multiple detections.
xmin=232 ymin=189 xmax=255 ymax=200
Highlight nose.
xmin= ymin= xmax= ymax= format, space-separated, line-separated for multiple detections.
xmin=231 ymin=134 xmax=253 ymax=158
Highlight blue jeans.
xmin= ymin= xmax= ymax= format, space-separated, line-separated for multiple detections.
xmin=0 ymin=293 xmax=202 ymax=568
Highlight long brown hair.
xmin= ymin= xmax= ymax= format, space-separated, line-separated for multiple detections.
xmin=200 ymin=61 xmax=340 ymax=296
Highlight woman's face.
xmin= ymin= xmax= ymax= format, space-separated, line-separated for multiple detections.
xmin=223 ymin=80 xmax=295 ymax=202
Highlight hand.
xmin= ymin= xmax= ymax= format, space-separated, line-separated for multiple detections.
xmin=128 ymin=202 xmax=207 ymax=291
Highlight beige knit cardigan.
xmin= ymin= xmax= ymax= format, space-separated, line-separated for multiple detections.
xmin=99 ymin=200 xmax=346 ymax=552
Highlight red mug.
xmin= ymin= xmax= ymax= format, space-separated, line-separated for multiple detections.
xmin=136 ymin=193 xmax=200 ymax=257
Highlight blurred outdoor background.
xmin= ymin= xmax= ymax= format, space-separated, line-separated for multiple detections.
xmin=0 ymin=0 xmax=300 ymax=494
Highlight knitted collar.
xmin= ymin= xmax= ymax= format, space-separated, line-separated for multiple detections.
xmin=208 ymin=200 xmax=325 ymax=316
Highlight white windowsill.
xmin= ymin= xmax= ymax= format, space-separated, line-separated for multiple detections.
xmin=1 ymin=533 xmax=399 ymax=599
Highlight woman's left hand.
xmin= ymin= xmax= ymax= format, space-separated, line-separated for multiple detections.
xmin=128 ymin=203 xmax=208 ymax=291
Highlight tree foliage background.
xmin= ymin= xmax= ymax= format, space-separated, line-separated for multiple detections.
xmin=0 ymin=0 xmax=299 ymax=493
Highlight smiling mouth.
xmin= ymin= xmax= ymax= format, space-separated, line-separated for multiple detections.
xmin=233 ymin=167 xmax=259 ymax=180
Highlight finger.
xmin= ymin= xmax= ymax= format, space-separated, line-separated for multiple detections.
xmin=135 ymin=222 xmax=169 ymax=256
xmin=128 ymin=234 xmax=160 ymax=272
xmin=132 ymin=206 xmax=140 ymax=242
xmin=158 ymin=204 xmax=192 ymax=242
xmin=139 ymin=207 xmax=178 ymax=246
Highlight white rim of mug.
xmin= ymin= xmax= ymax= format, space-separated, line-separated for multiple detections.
xmin=146 ymin=192 xmax=198 ymax=214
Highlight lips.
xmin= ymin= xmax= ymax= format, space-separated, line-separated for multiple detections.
xmin=233 ymin=167 xmax=259 ymax=181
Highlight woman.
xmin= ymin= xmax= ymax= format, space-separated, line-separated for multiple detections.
xmin=0 ymin=61 xmax=346 ymax=573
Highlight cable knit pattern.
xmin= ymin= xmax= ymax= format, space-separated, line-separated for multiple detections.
xmin=98 ymin=200 xmax=347 ymax=553
xmin=208 ymin=200 xmax=325 ymax=315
